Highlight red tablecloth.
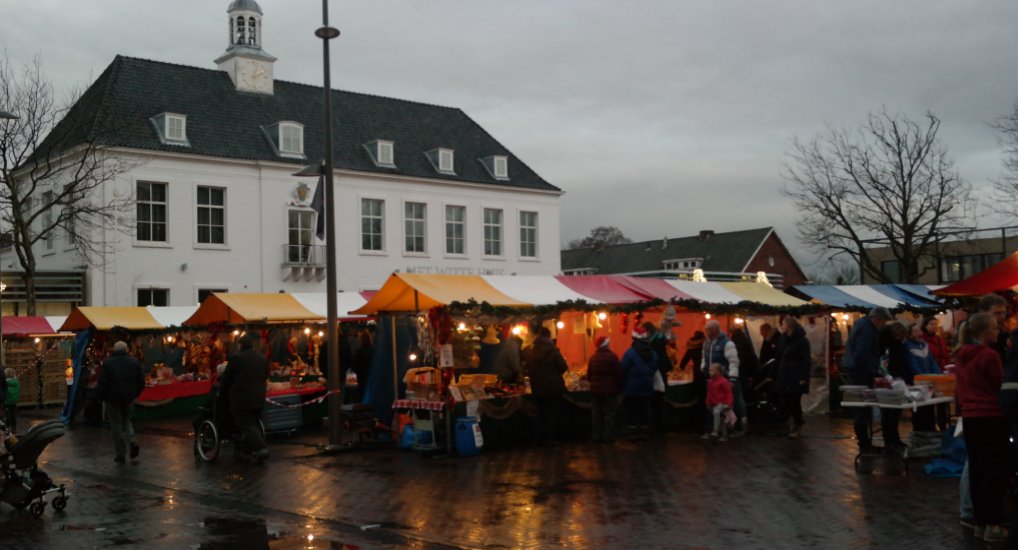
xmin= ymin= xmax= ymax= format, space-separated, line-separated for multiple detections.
xmin=267 ymin=386 xmax=328 ymax=398
xmin=392 ymin=399 xmax=445 ymax=411
xmin=138 ymin=380 xmax=212 ymax=402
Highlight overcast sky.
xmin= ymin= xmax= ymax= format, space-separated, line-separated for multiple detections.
xmin=3 ymin=0 xmax=1018 ymax=274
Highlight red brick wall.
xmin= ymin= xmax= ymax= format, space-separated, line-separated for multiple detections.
xmin=744 ymin=232 xmax=807 ymax=287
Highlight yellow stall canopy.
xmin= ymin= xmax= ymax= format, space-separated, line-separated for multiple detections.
xmin=720 ymin=282 xmax=810 ymax=307
xmin=61 ymin=307 xmax=165 ymax=331
xmin=183 ymin=293 xmax=324 ymax=326
xmin=352 ymin=273 xmax=531 ymax=314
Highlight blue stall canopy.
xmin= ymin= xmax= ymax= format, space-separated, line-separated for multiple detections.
xmin=789 ymin=284 xmax=944 ymax=310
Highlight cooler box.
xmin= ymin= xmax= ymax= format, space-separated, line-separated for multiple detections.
xmin=915 ymin=374 xmax=955 ymax=397
xmin=455 ymin=416 xmax=484 ymax=456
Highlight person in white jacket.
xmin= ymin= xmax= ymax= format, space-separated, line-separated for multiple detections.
xmin=701 ymin=320 xmax=745 ymax=434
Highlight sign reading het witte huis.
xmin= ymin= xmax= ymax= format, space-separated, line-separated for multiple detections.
xmin=403 ymin=266 xmax=507 ymax=276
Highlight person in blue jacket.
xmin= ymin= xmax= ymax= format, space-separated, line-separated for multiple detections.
xmin=621 ymin=327 xmax=658 ymax=436
xmin=843 ymin=307 xmax=892 ymax=453
xmin=906 ymin=322 xmax=941 ymax=432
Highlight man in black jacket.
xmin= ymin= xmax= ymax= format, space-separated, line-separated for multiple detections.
xmin=220 ymin=336 xmax=269 ymax=462
xmin=97 ymin=341 xmax=145 ymax=463
xmin=523 ymin=327 xmax=568 ymax=446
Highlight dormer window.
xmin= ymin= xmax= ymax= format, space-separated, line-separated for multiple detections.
xmin=364 ymin=140 xmax=395 ymax=168
xmin=480 ymin=155 xmax=509 ymax=180
xmin=426 ymin=148 xmax=456 ymax=175
xmin=150 ymin=113 xmax=190 ymax=146
xmin=262 ymin=121 xmax=305 ymax=159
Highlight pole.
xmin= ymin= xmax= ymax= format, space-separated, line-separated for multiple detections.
xmin=319 ymin=0 xmax=343 ymax=450
xmin=391 ymin=316 xmax=398 ymax=404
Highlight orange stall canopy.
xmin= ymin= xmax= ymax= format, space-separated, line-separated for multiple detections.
xmin=61 ymin=307 xmax=164 ymax=331
xmin=933 ymin=251 xmax=1018 ymax=297
xmin=352 ymin=273 xmax=530 ymax=314
xmin=183 ymin=293 xmax=324 ymax=326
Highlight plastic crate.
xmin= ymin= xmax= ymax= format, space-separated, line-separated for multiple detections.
xmin=915 ymin=374 xmax=955 ymax=397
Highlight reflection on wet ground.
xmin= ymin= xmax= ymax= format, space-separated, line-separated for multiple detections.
xmin=0 ymin=412 xmax=995 ymax=549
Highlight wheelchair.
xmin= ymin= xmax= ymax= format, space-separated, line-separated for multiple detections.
xmin=192 ymin=386 xmax=265 ymax=462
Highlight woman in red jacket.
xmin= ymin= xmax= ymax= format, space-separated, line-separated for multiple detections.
xmin=955 ymin=312 xmax=1009 ymax=542
xmin=920 ymin=317 xmax=951 ymax=368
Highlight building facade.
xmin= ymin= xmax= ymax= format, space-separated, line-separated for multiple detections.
xmin=862 ymin=232 xmax=1018 ymax=284
xmin=7 ymin=0 xmax=562 ymax=309
xmin=560 ymin=227 xmax=807 ymax=288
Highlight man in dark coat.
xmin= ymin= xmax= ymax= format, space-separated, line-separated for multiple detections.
xmin=587 ymin=336 xmax=623 ymax=442
xmin=523 ymin=327 xmax=568 ymax=446
xmin=775 ymin=318 xmax=811 ymax=439
xmin=843 ymin=306 xmax=892 ymax=453
xmin=220 ymin=335 xmax=270 ymax=462
xmin=97 ymin=341 xmax=145 ymax=463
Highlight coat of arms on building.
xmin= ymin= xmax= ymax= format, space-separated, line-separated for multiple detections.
xmin=294 ymin=182 xmax=311 ymax=204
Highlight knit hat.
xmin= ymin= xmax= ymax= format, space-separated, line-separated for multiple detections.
xmin=595 ymin=336 xmax=610 ymax=348
xmin=632 ymin=327 xmax=648 ymax=340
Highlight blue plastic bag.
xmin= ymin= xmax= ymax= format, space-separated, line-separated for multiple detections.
xmin=400 ymin=424 xmax=416 ymax=450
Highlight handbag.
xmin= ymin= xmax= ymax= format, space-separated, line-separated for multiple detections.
xmin=653 ymin=370 xmax=666 ymax=393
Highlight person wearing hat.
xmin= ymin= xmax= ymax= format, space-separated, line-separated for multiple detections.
xmin=588 ymin=336 xmax=623 ymax=442
xmin=621 ymin=327 xmax=658 ymax=436
xmin=842 ymin=306 xmax=893 ymax=453
xmin=97 ymin=341 xmax=146 ymax=464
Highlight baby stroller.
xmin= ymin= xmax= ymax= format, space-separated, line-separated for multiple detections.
xmin=0 ymin=419 xmax=70 ymax=515
xmin=192 ymin=383 xmax=264 ymax=462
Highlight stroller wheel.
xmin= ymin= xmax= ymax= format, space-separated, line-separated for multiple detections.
xmin=52 ymin=496 xmax=68 ymax=512
xmin=195 ymin=420 xmax=220 ymax=462
xmin=29 ymin=501 xmax=46 ymax=516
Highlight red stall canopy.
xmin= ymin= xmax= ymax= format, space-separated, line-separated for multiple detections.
xmin=616 ymin=276 xmax=696 ymax=302
xmin=2 ymin=316 xmax=59 ymax=336
xmin=554 ymin=275 xmax=650 ymax=304
xmin=933 ymin=251 xmax=1018 ymax=297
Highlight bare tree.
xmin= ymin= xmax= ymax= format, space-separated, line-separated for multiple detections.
xmin=991 ymin=101 xmax=1018 ymax=213
xmin=0 ymin=53 xmax=133 ymax=314
xmin=782 ymin=110 xmax=971 ymax=284
xmin=567 ymin=225 xmax=632 ymax=250
xmin=806 ymin=258 xmax=860 ymax=285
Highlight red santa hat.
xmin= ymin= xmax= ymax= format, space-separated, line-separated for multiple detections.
xmin=632 ymin=327 xmax=648 ymax=340
xmin=595 ymin=336 xmax=610 ymax=348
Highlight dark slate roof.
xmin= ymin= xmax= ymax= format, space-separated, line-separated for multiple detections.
xmin=38 ymin=56 xmax=559 ymax=192
xmin=561 ymin=227 xmax=774 ymax=274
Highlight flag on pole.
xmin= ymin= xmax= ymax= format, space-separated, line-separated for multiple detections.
xmin=311 ymin=172 xmax=326 ymax=240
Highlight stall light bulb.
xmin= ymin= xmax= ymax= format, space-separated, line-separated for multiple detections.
xmin=304 ymin=327 xmax=311 ymax=335
xmin=457 ymin=322 xmax=467 ymax=332
xmin=409 ymin=353 xmax=418 ymax=362
xmin=734 ymin=318 xmax=744 ymax=325
xmin=841 ymin=314 xmax=849 ymax=321
xmin=232 ymin=330 xmax=240 ymax=336
xmin=34 ymin=337 xmax=41 ymax=343
xmin=597 ymin=312 xmax=607 ymax=321
xmin=556 ymin=321 xmax=565 ymax=330
xmin=830 ymin=312 xmax=839 ymax=319
xmin=318 ymin=331 xmax=324 ymax=337
xmin=511 ymin=326 xmax=522 ymax=336
xmin=307 ymin=535 xmax=315 ymax=542
xmin=704 ymin=313 xmax=712 ymax=320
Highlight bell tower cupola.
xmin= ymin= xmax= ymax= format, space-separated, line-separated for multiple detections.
xmin=214 ymin=0 xmax=277 ymax=94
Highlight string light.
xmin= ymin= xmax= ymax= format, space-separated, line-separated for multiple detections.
xmin=318 ymin=331 xmax=324 ymax=337
xmin=232 ymin=330 xmax=240 ymax=336
xmin=841 ymin=313 xmax=849 ymax=321
xmin=457 ymin=322 xmax=467 ymax=332
xmin=409 ymin=352 xmax=418 ymax=362
xmin=304 ymin=327 xmax=311 ymax=335
xmin=734 ymin=318 xmax=744 ymax=325
xmin=597 ymin=312 xmax=607 ymax=321
xmin=556 ymin=321 xmax=565 ymax=330
xmin=704 ymin=313 xmax=712 ymax=320
xmin=511 ymin=325 xmax=523 ymax=336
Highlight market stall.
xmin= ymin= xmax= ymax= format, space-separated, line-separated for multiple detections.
xmin=183 ymin=293 xmax=333 ymax=431
xmin=1 ymin=316 xmax=73 ymax=408
xmin=352 ymin=273 xmax=825 ymax=453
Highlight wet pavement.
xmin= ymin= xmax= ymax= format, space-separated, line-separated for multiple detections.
xmin=0 ymin=409 xmax=1000 ymax=549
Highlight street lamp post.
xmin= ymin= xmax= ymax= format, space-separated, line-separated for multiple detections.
xmin=0 ymin=110 xmax=18 ymax=371
xmin=315 ymin=1 xmax=343 ymax=451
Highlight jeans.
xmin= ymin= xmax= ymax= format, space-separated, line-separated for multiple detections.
xmin=963 ymin=417 xmax=1010 ymax=526
xmin=960 ymin=459 xmax=973 ymax=519
xmin=591 ymin=394 xmax=618 ymax=441
xmin=711 ymin=405 xmax=730 ymax=437
xmin=105 ymin=401 xmax=137 ymax=458
xmin=232 ymin=408 xmax=267 ymax=455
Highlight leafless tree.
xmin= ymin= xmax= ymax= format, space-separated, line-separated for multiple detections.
xmin=782 ymin=110 xmax=972 ymax=284
xmin=567 ymin=226 xmax=632 ymax=250
xmin=0 ymin=53 xmax=134 ymax=314
xmin=806 ymin=258 xmax=860 ymax=285
xmin=991 ymin=101 xmax=1018 ymax=213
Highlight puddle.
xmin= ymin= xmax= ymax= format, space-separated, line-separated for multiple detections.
xmin=197 ymin=517 xmax=358 ymax=549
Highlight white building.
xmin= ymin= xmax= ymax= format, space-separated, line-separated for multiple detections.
xmin=10 ymin=0 xmax=562 ymax=310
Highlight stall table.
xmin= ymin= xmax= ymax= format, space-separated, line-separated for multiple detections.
xmin=841 ymin=396 xmax=954 ymax=475
xmin=134 ymin=380 xmax=212 ymax=421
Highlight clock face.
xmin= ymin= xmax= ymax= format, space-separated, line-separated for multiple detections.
xmin=236 ymin=60 xmax=267 ymax=90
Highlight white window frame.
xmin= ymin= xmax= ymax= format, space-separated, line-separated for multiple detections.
xmin=287 ymin=207 xmax=316 ymax=264
xmin=360 ymin=197 xmax=385 ymax=254
xmin=136 ymin=180 xmax=169 ymax=245
xmin=493 ymin=156 xmax=508 ymax=179
xmin=444 ymin=204 xmax=466 ymax=257
xmin=482 ymin=207 xmax=503 ymax=258
xmin=378 ymin=141 xmax=394 ymax=165
xmin=195 ymin=185 xmax=227 ymax=247
xmin=279 ymin=122 xmax=304 ymax=155
xmin=519 ymin=210 xmax=538 ymax=259
xmin=166 ymin=114 xmax=186 ymax=142
xmin=438 ymin=148 xmax=454 ymax=172
xmin=137 ymin=287 xmax=170 ymax=307
xmin=403 ymin=201 xmax=427 ymax=255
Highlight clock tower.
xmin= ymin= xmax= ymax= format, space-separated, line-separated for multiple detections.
xmin=214 ymin=0 xmax=277 ymax=94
